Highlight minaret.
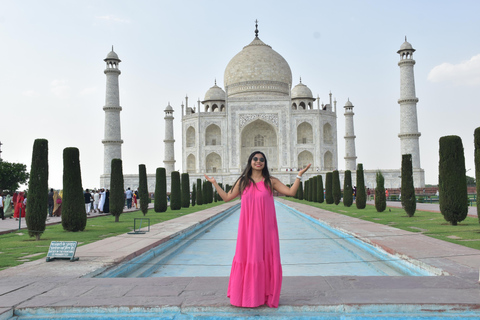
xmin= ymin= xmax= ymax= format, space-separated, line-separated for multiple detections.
xmin=397 ymin=38 xmax=421 ymax=170
xmin=163 ymin=103 xmax=175 ymax=175
xmin=344 ymin=99 xmax=357 ymax=171
xmin=102 ymin=47 xmax=123 ymax=175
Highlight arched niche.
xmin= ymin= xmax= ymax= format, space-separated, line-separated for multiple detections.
xmin=205 ymin=124 xmax=221 ymax=146
xmin=241 ymin=119 xmax=278 ymax=170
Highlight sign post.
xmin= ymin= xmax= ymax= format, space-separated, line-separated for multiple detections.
xmin=46 ymin=241 xmax=79 ymax=262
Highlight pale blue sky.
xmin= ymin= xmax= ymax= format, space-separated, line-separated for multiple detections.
xmin=1 ymin=0 xmax=479 ymax=189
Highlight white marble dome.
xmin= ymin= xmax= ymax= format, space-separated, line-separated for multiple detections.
xmin=345 ymin=99 xmax=353 ymax=107
xmin=292 ymin=82 xmax=313 ymax=99
xmin=224 ymin=37 xmax=292 ymax=96
xmin=398 ymin=40 xmax=415 ymax=52
xmin=204 ymin=83 xmax=226 ymax=101
xmin=105 ymin=49 xmax=120 ymax=61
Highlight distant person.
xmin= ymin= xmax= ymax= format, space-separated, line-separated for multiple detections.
xmin=125 ymin=188 xmax=133 ymax=209
xmin=47 ymin=188 xmax=54 ymax=217
xmin=204 ymin=151 xmax=311 ymax=308
xmin=53 ymin=190 xmax=62 ymax=217
xmin=103 ymin=189 xmax=110 ymax=214
xmin=0 ymin=192 xmax=4 ymax=220
xmin=84 ymin=189 xmax=92 ymax=215
xmin=385 ymin=188 xmax=389 ymax=199
xmin=93 ymin=190 xmax=100 ymax=213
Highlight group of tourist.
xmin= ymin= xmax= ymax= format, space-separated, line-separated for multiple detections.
xmin=0 ymin=191 xmax=27 ymax=221
xmin=83 ymin=188 xmax=110 ymax=215
xmin=125 ymin=188 xmax=139 ymax=209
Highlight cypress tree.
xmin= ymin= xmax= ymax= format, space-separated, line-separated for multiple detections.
xmin=154 ymin=168 xmax=167 ymax=212
xmin=61 ymin=147 xmax=86 ymax=232
xmin=475 ymin=128 xmax=480 ymax=223
xmin=181 ymin=173 xmax=190 ymax=208
xmin=317 ymin=175 xmax=324 ymax=203
xmin=191 ymin=182 xmax=196 ymax=206
xmin=170 ymin=171 xmax=181 ymax=210
xmin=356 ymin=163 xmax=366 ymax=209
xmin=325 ymin=172 xmax=334 ymax=204
xmin=298 ymin=181 xmax=304 ymax=200
xmin=439 ymin=136 xmax=468 ymax=225
xmin=110 ymin=159 xmax=124 ymax=222
xmin=333 ymin=170 xmax=341 ymax=205
xmin=312 ymin=176 xmax=318 ymax=202
xmin=343 ymin=170 xmax=353 ymax=207
xmin=26 ymin=139 xmax=48 ymax=240
xmin=217 ymin=183 xmax=224 ymax=201
xmin=139 ymin=164 xmax=149 ymax=215
xmin=401 ymin=154 xmax=416 ymax=217
xmin=375 ymin=171 xmax=386 ymax=212
xmin=226 ymin=184 xmax=231 ymax=194
xmin=207 ymin=181 xmax=213 ymax=203
xmin=196 ymin=178 xmax=203 ymax=205
xmin=305 ymin=180 xmax=310 ymax=201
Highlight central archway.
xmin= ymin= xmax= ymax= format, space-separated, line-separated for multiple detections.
xmin=241 ymin=119 xmax=278 ymax=170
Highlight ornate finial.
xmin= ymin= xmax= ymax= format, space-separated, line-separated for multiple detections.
xmin=255 ymin=19 xmax=259 ymax=37
xmin=214 ymin=78 xmax=217 ymax=85
xmin=299 ymin=77 xmax=302 ymax=83
xmin=405 ymin=36 xmax=407 ymax=42
xmin=112 ymin=45 xmax=114 ymax=51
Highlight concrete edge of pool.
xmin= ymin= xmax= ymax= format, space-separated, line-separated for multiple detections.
xmin=1 ymin=199 xmax=480 ymax=319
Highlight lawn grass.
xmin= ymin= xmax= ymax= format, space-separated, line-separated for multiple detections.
xmin=0 ymin=202 xmax=223 ymax=271
xmin=282 ymin=197 xmax=480 ymax=250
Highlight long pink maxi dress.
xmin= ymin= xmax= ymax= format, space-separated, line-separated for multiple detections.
xmin=227 ymin=180 xmax=282 ymax=308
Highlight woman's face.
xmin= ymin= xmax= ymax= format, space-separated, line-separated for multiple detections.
xmin=251 ymin=153 xmax=265 ymax=171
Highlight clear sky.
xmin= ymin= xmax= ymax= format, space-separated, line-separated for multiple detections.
xmin=1 ymin=0 xmax=479 ymax=190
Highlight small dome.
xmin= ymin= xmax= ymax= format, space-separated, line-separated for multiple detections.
xmin=203 ymin=83 xmax=226 ymax=101
xmin=105 ymin=47 xmax=121 ymax=61
xmin=291 ymin=82 xmax=313 ymax=99
xmin=165 ymin=103 xmax=173 ymax=111
xmin=398 ymin=40 xmax=415 ymax=53
xmin=344 ymin=99 xmax=353 ymax=107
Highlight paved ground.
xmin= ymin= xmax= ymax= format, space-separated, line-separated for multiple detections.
xmin=1 ymin=200 xmax=479 ymax=319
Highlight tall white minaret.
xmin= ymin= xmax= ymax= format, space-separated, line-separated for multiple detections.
xmin=163 ymin=103 xmax=175 ymax=175
xmin=102 ymin=47 xmax=123 ymax=175
xmin=397 ymin=38 xmax=421 ymax=170
xmin=344 ymin=99 xmax=357 ymax=171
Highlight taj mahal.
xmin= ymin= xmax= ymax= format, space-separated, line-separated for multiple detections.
xmin=99 ymin=25 xmax=425 ymax=191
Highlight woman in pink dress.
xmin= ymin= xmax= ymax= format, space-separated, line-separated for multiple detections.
xmin=205 ymin=151 xmax=310 ymax=308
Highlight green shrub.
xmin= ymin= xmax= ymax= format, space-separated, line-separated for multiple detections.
xmin=154 ymin=168 xmax=167 ymax=212
xmin=439 ymin=136 xmax=468 ymax=225
xmin=26 ymin=139 xmax=48 ymax=240
xmin=375 ymin=171 xmax=386 ymax=212
xmin=475 ymin=127 xmax=480 ymax=223
xmin=311 ymin=176 xmax=317 ymax=202
xmin=356 ymin=163 xmax=366 ymax=209
xmin=170 ymin=171 xmax=181 ymax=210
xmin=297 ymin=181 xmax=304 ymax=200
xmin=325 ymin=172 xmax=333 ymax=204
xmin=110 ymin=159 xmax=124 ymax=221
xmin=138 ymin=164 xmax=149 ymax=215
xmin=343 ymin=170 xmax=353 ymax=207
xmin=191 ymin=182 xmax=196 ymax=206
xmin=61 ymin=147 xmax=86 ymax=232
xmin=317 ymin=175 xmax=324 ymax=203
xmin=181 ymin=173 xmax=190 ymax=208
xmin=196 ymin=178 xmax=203 ymax=205
xmin=333 ymin=170 xmax=341 ymax=205
xmin=401 ymin=154 xmax=416 ymax=217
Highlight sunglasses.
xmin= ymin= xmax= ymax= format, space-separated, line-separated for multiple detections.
xmin=252 ymin=157 xmax=265 ymax=163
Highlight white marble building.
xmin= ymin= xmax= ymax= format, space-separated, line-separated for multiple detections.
xmin=100 ymin=28 xmax=425 ymax=191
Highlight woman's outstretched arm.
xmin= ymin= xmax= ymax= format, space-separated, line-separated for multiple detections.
xmin=272 ymin=164 xmax=311 ymax=197
xmin=204 ymin=174 xmax=240 ymax=202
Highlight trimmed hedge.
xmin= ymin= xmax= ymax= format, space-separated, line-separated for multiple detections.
xmin=297 ymin=181 xmax=304 ymax=200
xmin=154 ymin=168 xmax=167 ymax=212
xmin=325 ymin=172 xmax=333 ymax=204
xmin=139 ymin=164 xmax=149 ymax=215
xmin=439 ymin=135 xmax=468 ymax=225
xmin=475 ymin=128 xmax=480 ymax=223
xmin=356 ymin=163 xmax=366 ymax=209
xmin=332 ymin=170 xmax=341 ymax=205
xmin=343 ymin=170 xmax=353 ymax=207
xmin=61 ymin=147 xmax=86 ymax=232
xmin=196 ymin=178 xmax=203 ymax=205
xmin=170 ymin=171 xmax=181 ymax=210
xmin=26 ymin=139 xmax=49 ymax=240
xmin=110 ymin=159 xmax=124 ymax=221
xmin=375 ymin=170 xmax=386 ymax=212
xmin=401 ymin=154 xmax=416 ymax=217
xmin=181 ymin=173 xmax=190 ymax=208
xmin=191 ymin=182 xmax=196 ymax=206
xmin=317 ymin=175 xmax=324 ymax=203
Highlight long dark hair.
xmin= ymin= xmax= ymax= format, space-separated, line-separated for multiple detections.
xmin=233 ymin=151 xmax=273 ymax=196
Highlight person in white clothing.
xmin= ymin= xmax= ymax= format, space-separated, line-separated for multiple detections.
xmin=93 ymin=190 xmax=100 ymax=213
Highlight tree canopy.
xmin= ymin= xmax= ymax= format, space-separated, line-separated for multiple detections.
xmin=0 ymin=160 xmax=29 ymax=192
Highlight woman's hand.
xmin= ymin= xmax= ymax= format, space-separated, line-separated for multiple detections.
xmin=299 ymin=164 xmax=311 ymax=177
xmin=204 ymin=174 xmax=216 ymax=185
